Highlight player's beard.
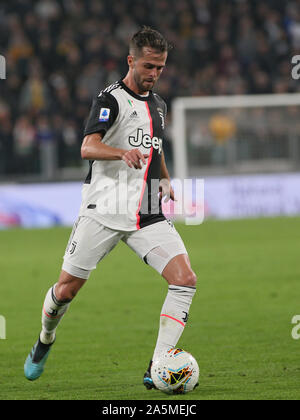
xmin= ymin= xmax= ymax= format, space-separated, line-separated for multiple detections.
xmin=134 ymin=71 xmax=155 ymax=94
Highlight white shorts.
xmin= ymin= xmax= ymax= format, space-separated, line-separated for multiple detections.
xmin=62 ymin=217 xmax=188 ymax=279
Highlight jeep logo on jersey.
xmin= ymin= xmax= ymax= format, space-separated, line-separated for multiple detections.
xmin=128 ymin=128 xmax=162 ymax=154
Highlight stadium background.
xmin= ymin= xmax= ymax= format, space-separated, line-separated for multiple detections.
xmin=0 ymin=0 xmax=300 ymax=180
xmin=0 ymin=0 xmax=300 ymax=401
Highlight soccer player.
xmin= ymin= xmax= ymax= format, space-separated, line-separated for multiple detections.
xmin=24 ymin=27 xmax=197 ymax=389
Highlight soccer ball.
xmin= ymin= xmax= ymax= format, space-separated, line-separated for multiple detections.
xmin=151 ymin=348 xmax=199 ymax=394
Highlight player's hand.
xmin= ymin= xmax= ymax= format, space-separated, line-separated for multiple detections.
xmin=159 ymin=178 xmax=176 ymax=202
xmin=122 ymin=149 xmax=149 ymax=169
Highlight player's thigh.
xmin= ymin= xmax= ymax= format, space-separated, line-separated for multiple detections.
xmin=124 ymin=220 xmax=189 ymax=276
xmin=62 ymin=216 xmax=122 ymax=280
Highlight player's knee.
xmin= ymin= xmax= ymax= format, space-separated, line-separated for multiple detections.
xmin=170 ymin=270 xmax=197 ymax=288
xmin=55 ymin=271 xmax=86 ymax=302
xmin=55 ymin=283 xmax=77 ymax=302
xmin=184 ymin=270 xmax=197 ymax=288
xmin=55 ymin=279 xmax=83 ymax=302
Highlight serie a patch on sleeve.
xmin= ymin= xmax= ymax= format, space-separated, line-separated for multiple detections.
xmin=99 ymin=108 xmax=110 ymax=122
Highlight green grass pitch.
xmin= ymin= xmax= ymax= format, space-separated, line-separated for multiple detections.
xmin=0 ymin=217 xmax=299 ymax=400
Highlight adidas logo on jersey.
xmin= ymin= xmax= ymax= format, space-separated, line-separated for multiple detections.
xmin=128 ymin=128 xmax=162 ymax=154
xmin=129 ymin=110 xmax=138 ymax=119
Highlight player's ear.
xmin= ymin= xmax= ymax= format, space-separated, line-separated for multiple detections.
xmin=127 ymin=55 xmax=134 ymax=69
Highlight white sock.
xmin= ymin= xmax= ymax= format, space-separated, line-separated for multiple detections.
xmin=152 ymin=285 xmax=196 ymax=361
xmin=40 ymin=284 xmax=71 ymax=344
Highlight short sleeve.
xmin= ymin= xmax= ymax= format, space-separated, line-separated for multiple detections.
xmin=83 ymin=92 xmax=119 ymax=137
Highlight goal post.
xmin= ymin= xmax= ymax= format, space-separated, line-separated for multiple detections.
xmin=171 ymin=93 xmax=300 ymax=180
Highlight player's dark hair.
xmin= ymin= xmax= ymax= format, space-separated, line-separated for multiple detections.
xmin=129 ymin=26 xmax=172 ymax=57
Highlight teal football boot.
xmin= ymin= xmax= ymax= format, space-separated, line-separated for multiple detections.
xmin=143 ymin=360 xmax=156 ymax=390
xmin=24 ymin=336 xmax=55 ymax=381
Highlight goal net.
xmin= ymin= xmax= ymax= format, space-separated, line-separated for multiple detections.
xmin=171 ymin=94 xmax=300 ymax=180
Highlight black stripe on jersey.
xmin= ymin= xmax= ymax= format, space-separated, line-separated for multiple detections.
xmin=84 ymin=160 xmax=94 ymax=184
xmin=138 ymin=96 xmax=166 ymax=229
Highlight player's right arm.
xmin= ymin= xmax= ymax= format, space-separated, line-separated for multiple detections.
xmin=81 ymin=91 xmax=148 ymax=169
xmin=81 ymin=133 xmax=149 ymax=169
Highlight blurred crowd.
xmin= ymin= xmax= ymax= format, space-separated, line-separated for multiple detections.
xmin=0 ymin=0 xmax=299 ymax=177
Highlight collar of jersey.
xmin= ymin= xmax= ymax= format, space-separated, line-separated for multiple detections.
xmin=119 ymin=79 xmax=153 ymax=101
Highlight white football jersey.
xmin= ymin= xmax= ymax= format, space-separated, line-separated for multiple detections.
xmin=79 ymin=80 xmax=167 ymax=231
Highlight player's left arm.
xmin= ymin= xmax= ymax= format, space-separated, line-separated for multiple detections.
xmin=160 ymin=150 xmax=175 ymax=202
